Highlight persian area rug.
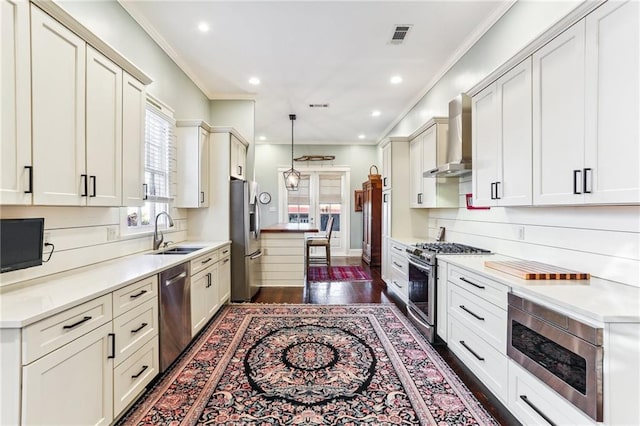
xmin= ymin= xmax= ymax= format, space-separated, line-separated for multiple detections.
xmin=307 ymin=265 xmax=372 ymax=282
xmin=119 ymin=304 xmax=497 ymax=425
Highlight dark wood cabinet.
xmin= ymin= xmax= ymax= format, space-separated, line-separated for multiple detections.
xmin=362 ymin=175 xmax=382 ymax=266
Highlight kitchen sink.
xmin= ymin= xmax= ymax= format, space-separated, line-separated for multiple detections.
xmin=149 ymin=246 xmax=204 ymax=255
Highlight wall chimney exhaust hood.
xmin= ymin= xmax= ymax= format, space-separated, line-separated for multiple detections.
xmin=424 ymin=94 xmax=472 ymax=178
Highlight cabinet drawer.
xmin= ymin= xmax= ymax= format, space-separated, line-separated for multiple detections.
xmin=113 ymin=298 xmax=158 ymax=365
xmin=390 ymin=251 xmax=408 ymax=279
xmin=508 ymin=360 xmax=595 ymax=426
xmin=219 ymin=244 xmax=231 ymax=259
xmin=112 ymin=275 xmax=158 ymax=317
xmin=448 ymin=265 xmax=508 ymax=308
xmin=389 ymin=273 xmax=408 ymax=303
xmin=22 ymin=294 xmax=112 ymax=365
xmin=448 ymin=315 xmax=508 ymax=402
xmin=113 ymin=338 xmax=159 ymax=416
xmin=389 ymin=241 xmax=406 ymax=257
xmin=191 ymin=249 xmax=218 ymax=276
xmin=448 ymin=283 xmax=507 ymax=352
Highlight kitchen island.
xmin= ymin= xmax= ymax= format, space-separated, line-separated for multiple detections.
xmin=261 ymin=223 xmax=319 ymax=287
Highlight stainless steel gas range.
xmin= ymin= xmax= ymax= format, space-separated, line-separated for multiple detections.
xmin=405 ymin=242 xmax=490 ymax=342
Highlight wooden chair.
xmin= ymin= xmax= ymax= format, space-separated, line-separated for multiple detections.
xmin=305 ymin=216 xmax=334 ymax=270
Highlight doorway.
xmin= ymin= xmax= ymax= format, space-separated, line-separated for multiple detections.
xmin=278 ymin=168 xmax=350 ymax=256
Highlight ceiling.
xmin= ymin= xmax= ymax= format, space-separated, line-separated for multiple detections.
xmin=120 ymin=1 xmax=510 ymax=145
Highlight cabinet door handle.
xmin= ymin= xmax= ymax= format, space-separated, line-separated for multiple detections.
xmin=393 ymin=261 xmax=403 ymax=268
xmin=583 ymin=168 xmax=592 ymax=194
xmin=417 ymin=193 xmax=422 ymax=204
xmin=237 ymin=165 xmax=242 ymax=176
xmin=519 ymin=395 xmax=557 ymax=426
xmin=200 ymin=191 xmax=204 ymax=203
xmin=573 ymin=170 xmax=582 ymax=194
xmin=490 ymin=182 xmax=495 ymax=200
xmin=383 ymin=193 xmax=388 ymax=203
xmin=131 ymin=365 xmax=149 ymax=379
xmin=81 ymin=174 xmax=88 ymax=196
xmin=206 ymin=272 xmax=212 ymax=288
xmin=24 ymin=166 xmax=33 ymax=194
xmin=460 ymin=305 xmax=485 ymax=321
xmin=90 ymin=175 xmax=96 ymax=197
xmin=459 ymin=340 xmax=484 ymax=361
xmin=495 ymin=182 xmax=501 ymax=199
xmin=108 ymin=333 xmax=116 ymax=359
xmin=63 ymin=316 xmax=92 ymax=329
xmin=459 ymin=276 xmax=485 ymax=289
xmin=383 ymin=177 xmax=387 ymax=187
xmin=131 ymin=322 xmax=148 ymax=333
xmin=130 ymin=289 xmax=148 ymax=299
xmin=143 ymin=183 xmax=148 ymax=200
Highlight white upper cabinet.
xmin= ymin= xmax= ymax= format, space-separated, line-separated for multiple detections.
xmin=473 ymin=58 xmax=532 ymax=207
xmin=409 ymin=120 xmax=457 ymax=208
xmin=533 ymin=20 xmax=586 ymax=205
xmin=31 ymin=5 xmax=86 ymax=206
xmin=86 ymin=46 xmax=122 ymax=207
xmin=122 ymin=72 xmax=147 ymax=207
xmin=175 ymin=122 xmax=210 ymax=208
xmin=0 ymin=0 xmax=32 ymax=205
xmin=230 ymin=134 xmax=247 ymax=180
xmin=583 ymin=0 xmax=639 ymax=204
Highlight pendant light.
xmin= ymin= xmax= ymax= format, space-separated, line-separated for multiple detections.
xmin=283 ymin=114 xmax=301 ymax=191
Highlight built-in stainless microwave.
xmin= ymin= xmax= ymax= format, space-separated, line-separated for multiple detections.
xmin=507 ymin=293 xmax=603 ymax=422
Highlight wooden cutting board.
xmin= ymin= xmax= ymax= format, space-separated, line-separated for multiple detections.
xmin=484 ymin=260 xmax=590 ymax=280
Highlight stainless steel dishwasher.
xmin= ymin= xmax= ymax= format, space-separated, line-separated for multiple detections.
xmin=159 ymin=262 xmax=191 ymax=372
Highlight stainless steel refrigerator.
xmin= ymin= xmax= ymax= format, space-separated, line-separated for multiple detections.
xmin=230 ymin=179 xmax=262 ymax=301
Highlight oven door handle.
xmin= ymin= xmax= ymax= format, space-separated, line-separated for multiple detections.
xmin=408 ymin=257 xmax=431 ymax=273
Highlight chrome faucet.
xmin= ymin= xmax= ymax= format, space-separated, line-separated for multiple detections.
xmin=153 ymin=211 xmax=175 ymax=250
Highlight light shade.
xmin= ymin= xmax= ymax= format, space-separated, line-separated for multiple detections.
xmin=283 ymin=168 xmax=301 ymax=191
xmin=284 ymin=114 xmax=299 ymax=191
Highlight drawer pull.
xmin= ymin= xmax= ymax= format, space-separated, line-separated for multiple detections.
xmin=222 ymin=249 xmax=229 ymax=254
xmin=459 ymin=340 xmax=484 ymax=361
xmin=459 ymin=277 xmax=485 ymax=289
xmin=129 ymin=289 xmax=148 ymax=299
xmin=392 ymin=280 xmax=402 ymax=289
xmin=460 ymin=305 xmax=485 ymax=321
xmin=62 ymin=316 xmax=92 ymax=330
xmin=131 ymin=365 xmax=149 ymax=379
xmin=108 ymin=333 xmax=116 ymax=359
xmin=519 ymin=395 xmax=557 ymax=426
xmin=131 ymin=323 xmax=148 ymax=333
xmin=201 ymin=257 xmax=213 ymax=265
xmin=392 ymin=246 xmax=402 ymax=252
xmin=223 ymin=258 xmax=230 ymax=264
xmin=392 ymin=261 xmax=403 ymax=268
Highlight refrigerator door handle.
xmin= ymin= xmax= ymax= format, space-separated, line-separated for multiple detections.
xmin=248 ymin=249 xmax=263 ymax=260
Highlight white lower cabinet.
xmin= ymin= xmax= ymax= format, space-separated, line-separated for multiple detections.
xmin=190 ymin=262 xmax=219 ymax=337
xmin=508 ymin=360 xmax=594 ymax=426
xmin=446 ymin=264 xmax=508 ymax=402
xmin=387 ymin=240 xmax=408 ymax=303
xmin=218 ymin=246 xmax=231 ymax=304
xmin=435 ymin=259 xmax=449 ymax=343
xmin=22 ymin=322 xmax=114 ymax=426
xmin=113 ymin=338 xmax=159 ymax=416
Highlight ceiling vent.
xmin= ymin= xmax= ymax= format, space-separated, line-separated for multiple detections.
xmin=390 ymin=25 xmax=412 ymax=44
xmin=309 ymin=103 xmax=330 ymax=108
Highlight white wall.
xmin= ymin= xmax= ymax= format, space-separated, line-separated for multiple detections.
xmin=383 ymin=1 xmax=640 ymax=288
xmin=0 ymin=1 xmax=208 ymax=288
xmin=209 ymin=100 xmax=256 ymax=179
xmin=254 ymin=144 xmax=379 ymax=250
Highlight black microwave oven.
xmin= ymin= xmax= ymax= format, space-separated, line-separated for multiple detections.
xmin=1 ymin=218 xmax=45 ymax=273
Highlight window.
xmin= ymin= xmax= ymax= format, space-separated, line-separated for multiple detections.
xmin=126 ymin=100 xmax=176 ymax=231
xmin=287 ymin=175 xmax=310 ymax=223
xmin=318 ymin=174 xmax=341 ymax=232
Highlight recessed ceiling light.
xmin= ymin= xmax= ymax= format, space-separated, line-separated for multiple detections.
xmin=390 ymin=75 xmax=403 ymax=84
xmin=248 ymin=77 xmax=260 ymax=85
xmin=358 ymin=134 xmax=366 ymax=140
xmin=258 ymin=135 xmax=266 ymax=141
xmin=371 ymin=110 xmax=381 ymax=117
xmin=197 ymin=22 xmax=210 ymax=32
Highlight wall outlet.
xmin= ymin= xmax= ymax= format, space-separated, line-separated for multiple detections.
xmin=516 ymin=226 xmax=525 ymax=240
xmin=107 ymin=226 xmax=118 ymax=241
xmin=43 ymin=232 xmax=51 ymax=245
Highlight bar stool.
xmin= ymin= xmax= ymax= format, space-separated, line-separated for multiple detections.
xmin=305 ymin=216 xmax=334 ymax=270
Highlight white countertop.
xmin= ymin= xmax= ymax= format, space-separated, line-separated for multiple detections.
xmin=438 ymin=254 xmax=640 ymax=324
xmin=0 ymin=241 xmax=230 ymax=328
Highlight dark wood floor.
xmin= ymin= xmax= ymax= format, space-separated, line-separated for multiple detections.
xmin=252 ymin=257 xmax=519 ymax=426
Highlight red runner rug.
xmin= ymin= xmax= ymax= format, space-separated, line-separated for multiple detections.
xmin=118 ymin=304 xmax=497 ymax=425
xmin=307 ymin=265 xmax=372 ymax=282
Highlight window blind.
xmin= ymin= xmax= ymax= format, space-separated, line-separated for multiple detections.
xmin=144 ymin=105 xmax=176 ymax=202
xmin=288 ymin=175 xmax=310 ymax=205
xmin=319 ymin=174 xmax=341 ymax=204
